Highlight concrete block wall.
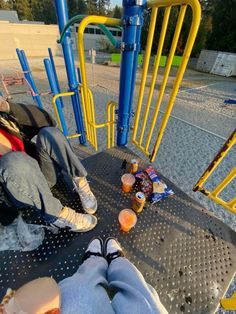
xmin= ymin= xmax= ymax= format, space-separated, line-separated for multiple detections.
xmin=0 ymin=21 xmax=62 ymax=60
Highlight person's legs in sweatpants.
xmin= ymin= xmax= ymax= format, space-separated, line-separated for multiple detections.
xmin=59 ymin=257 xmax=114 ymax=314
xmin=0 ymin=151 xmax=62 ymax=224
xmin=108 ymin=257 xmax=168 ymax=314
xmin=36 ymin=127 xmax=87 ymax=187
xmin=36 ymin=126 xmax=97 ymax=214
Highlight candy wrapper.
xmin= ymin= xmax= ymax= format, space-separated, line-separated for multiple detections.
xmin=145 ymin=166 xmax=174 ymax=203
xmin=135 ymin=171 xmax=153 ymax=196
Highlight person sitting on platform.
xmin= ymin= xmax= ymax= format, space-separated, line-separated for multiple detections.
xmin=0 ymin=97 xmax=97 ymax=232
xmin=0 ymin=237 xmax=168 ymax=314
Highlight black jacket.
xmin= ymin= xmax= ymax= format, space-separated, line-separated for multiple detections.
xmin=0 ymin=102 xmax=56 ymax=225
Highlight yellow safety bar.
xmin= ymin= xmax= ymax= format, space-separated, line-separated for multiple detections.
xmin=107 ymin=101 xmax=116 ymax=149
xmin=80 ymin=87 xmax=117 ymax=150
xmin=77 ymin=16 xmax=121 ymax=151
xmin=221 ymin=292 xmax=236 ymax=311
xmin=52 ymin=90 xmax=116 ymax=149
xmin=193 ymin=129 xmax=236 ymax=215
xmin=52 ymin=92 xmax=81 ymax=139
xmin=132 ymin=0 xmax=201 ymax=162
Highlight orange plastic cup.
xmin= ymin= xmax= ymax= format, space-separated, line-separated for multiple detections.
xmin=118 ymin=209 xmax=137 ymax=232
xmin=121 ymin=174 xmax=135 ymax=192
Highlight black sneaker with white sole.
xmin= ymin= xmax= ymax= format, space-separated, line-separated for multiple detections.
xmin=82 ymin=237 xmax=103 ymax=262
xmin=104 ymin=237 xmax=124 ymax=264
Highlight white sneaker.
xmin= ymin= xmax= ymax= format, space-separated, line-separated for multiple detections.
xmin=73 ymin=177 xmax=98 ymax=214
xmin=104 ymin=237 xmax=124 ymax=264
xmin=53 ymin=206 xmax=97 ymax=232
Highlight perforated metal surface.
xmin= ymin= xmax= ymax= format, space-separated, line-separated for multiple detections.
xmin=0 ymin=147 xmax=235 ymax=314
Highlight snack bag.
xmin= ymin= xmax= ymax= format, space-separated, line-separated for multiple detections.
xmin=135 ymin=171 xmax=153 ymax=196
xmin=145 ymin=166 xmax=174 ymax=203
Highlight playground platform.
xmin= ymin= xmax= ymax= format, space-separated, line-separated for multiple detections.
xmin=0 ymin=147 xmax=235 ymax=314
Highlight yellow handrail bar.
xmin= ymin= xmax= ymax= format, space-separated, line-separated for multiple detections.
xmin=77 ymin=15 xmax=121 ymax=151
xmin=148 ymin=0 xmax=200 ymax=8
xmin=193 ymin=129 xmax=236 ymax=214
xmin=107 ymin=101 xmax=116 ymax=148
xmin=67 ymin=133 xmax=81 ymax=139
xmin=79 ymin=85 xmax=90 ymax=142
xmin=194 ymin=129 xmax=236 ymax=189
xmin=52 ymin=91 xmax=81 ymax=139
xmin=132 ymin=0 xmax=201 ymax=162
xmin=146 ymin=5 xmax=187 ymax=153
xmin=87 ymin=88 xmax=97 ymax=149
xmin=52 ymin=91 xmax=75 ymax=131
xmin=132 ymin=7 xmax=158 ymax=142
xmin=203 ymin=169 xmax=236 ymax=214
xmin=138 ymin=6 xmax=171 ymax=146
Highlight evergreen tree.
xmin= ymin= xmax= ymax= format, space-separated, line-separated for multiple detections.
xmin=106 ymin=0 xmax=111 ymax=13
xmin=207 ymin=0 xmax=236 ymax=53
xmin=200 ymin=0 xmax=215 ymax=15
xmin=29 ymin=0 xmax=56 ymax=23
xmin=68 ymin=0 xmax=87 ymax=17
xmin=0 ymin=0 xmax=8 ymax=9
xmin=140 ymin=1 xmax=217 ymax=57
xmin=42 ymin=0 xmax=57 ymax=24
xmin=31 ymin=0 xmax=44 ymax=21
xmin=113 ymin=5 xmax=122 ymax=18
xmin=68 ymin=0 xmax=77 ymax=17
xmin=12 ymin=0 xmax=33 ymax=20
xmin=5 ymin=0 xmax=13 ymax=10
xmin=77 ymin=0 xmax=87 ymax=14
xmin=86 ymin=0 xmax=97 ymax=14
xmin=97 ymin=0 xmax=106 ymax=15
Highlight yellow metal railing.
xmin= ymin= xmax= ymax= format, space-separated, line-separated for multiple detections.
xmin=82 ymin=86 xmax=117 ymax=150
xmin=193 ymin=129 xmax=236 ymax=215
xmin=221 ymin=292 xmax=236 ymax=311
xmin=77 ymin=15 xmax=121 ymax=150
xmin=52 ymin=90 xmax=117 ymax=149
xmin=52 ymin=92 xmax=81 ymax=139
xmin=132 ymin=0 xmax=201 ymax=162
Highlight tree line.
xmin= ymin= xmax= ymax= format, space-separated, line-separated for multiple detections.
xmin=0 ymin=0 xmax=235 ymax=55
xmin=140 ymin=0 xmax=236 ymax=55
xmin=0 ymin=0 xmax=113 ymax=23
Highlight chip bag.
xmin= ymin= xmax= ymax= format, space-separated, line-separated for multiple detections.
xmin=145 ymin=166 xmax=174 ymax=203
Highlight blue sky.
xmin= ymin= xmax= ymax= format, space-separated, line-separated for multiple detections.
xmin=110 ymin=0 xmax=122 ymax=8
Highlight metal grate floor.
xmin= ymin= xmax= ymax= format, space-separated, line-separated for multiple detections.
xmin=0 ymin=147 xmax=235 ymax=313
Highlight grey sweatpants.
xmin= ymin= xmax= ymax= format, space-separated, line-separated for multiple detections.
xmin=59 ymin=256 xmax=168 ymax=314
xmin=0 ymin=127 xmax=87 ymax=223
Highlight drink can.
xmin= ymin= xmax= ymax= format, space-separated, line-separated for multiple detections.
xmin=130 ymin=159 xmax=138 ymax=173
xmin=132 ymin=191 xmax=145 ymax=213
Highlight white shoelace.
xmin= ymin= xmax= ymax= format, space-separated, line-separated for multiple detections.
xmin=78 ymin=183 xmax=94 ymax=205
xmin=63 ymin=208 xmax=90 ymax=228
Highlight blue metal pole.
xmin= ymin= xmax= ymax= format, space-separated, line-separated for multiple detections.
xmin=16 ymin=49 xmax=43 ymax=109
xmin=48 ymin=48 xmax=64 ymax=108
xmin=117 ymin=0 xmax=145 ymax=146
xmin=44 ymin=58 xmax=68 ymax=136
xmin=54 ymin=0 xmax=86 ymax=144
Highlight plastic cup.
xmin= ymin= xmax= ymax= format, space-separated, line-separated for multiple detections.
xmin=118 ymin=209 xmax=137 ymax=232
xmin=121 ymin=173 xmax=135 ymax=192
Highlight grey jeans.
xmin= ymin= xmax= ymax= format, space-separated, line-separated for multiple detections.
xmin=0 ymin=127 xmax=87 ymax=223
xmin=59 ymin=256 xmax=168 ymax=314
